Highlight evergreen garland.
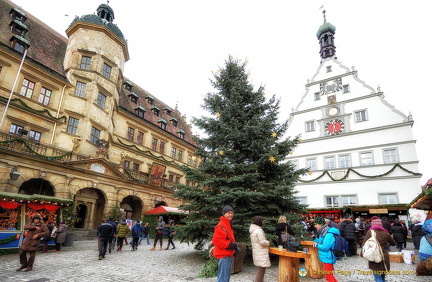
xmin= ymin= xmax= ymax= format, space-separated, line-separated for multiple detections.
xmin=117 ymin=138 xmax=181 ymax=166
xmin=0 ymin=234 xmax=19 ymax=245
xmin=0 ymin=138 xmax=72 ymax=160
xmin=0 ymin=96 xmax=67 ymax=122
xmin=299 ymin=163 xmax=421 ymax=183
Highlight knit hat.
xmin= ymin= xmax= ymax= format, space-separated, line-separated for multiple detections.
xmin=371 ymin=216 xmax=379 ymax=220
xmin=314 ymin=216 xmax=326 ymax=225
xmin=158 ymin=216 xmax=163 ymax=220
xmin=371 ymin=218 xmax=382 ymax=227
xmin=222 ymin=205 xmax=233 ymax=215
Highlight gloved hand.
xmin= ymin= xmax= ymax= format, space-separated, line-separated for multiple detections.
xmin=227 ymin=242 xmax=238 ymax=250
xmin=313 ymin=242 xmax=318 ymax=248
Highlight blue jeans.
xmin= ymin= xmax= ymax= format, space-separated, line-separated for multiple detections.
xmin=373 ymin=274 xmax=386 ymax=282
xmin=217 ymin=256 xmax=233 ymax=282
xmin=139 ymin=233 xmax=150 ymax=245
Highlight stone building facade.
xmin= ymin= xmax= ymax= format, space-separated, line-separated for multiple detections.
xmin=0 ymin=0 xmax=198 ymax=228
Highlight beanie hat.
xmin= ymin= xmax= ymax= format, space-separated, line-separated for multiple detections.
xmin=371 ymin=216 xmax=379 ymax=220
xmin=314 ymin=216 xmax=326 ymax=225
xmin=222 ymin=205 xmax=233 ymax=215
xmin=158 ymin=216 xmax=163 ymax=220
xmin=371 ymin=218 xmax=382 ymax=227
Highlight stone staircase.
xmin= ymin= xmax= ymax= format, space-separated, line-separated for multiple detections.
xmin=69 ymin=228 xmax=97 ymax=241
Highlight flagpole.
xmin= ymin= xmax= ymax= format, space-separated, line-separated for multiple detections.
xmin=0 ymin=48 xmax=28 ymax=129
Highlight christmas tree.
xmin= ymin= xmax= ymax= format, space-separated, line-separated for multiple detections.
xmin=174 ymin=57 xmax=308 ymax=249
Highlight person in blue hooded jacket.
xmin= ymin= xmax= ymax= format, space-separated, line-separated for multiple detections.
xmin=313 ymin=217 xmax=339 ymax=282
xmin=130 ymin=221 xmax=143 ymax=251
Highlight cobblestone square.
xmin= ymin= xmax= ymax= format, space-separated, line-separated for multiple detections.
xmin=0 ymin=239 xmax=430 ymax=281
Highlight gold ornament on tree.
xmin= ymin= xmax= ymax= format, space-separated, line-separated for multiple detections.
xmin=271 ymin=132 xmax=278 ymax=138
xmin=269 ymin=156 xmax=276 ymax=162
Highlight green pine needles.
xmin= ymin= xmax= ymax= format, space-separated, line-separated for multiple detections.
xmin=174 ymin=57 xmax=308 ymax=250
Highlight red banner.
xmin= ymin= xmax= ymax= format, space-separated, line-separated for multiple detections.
xmin=27 ymin=203 xmax=45 ymax=210
xmin=44 ymin=205 xmax=61 ymax=212
xmin=0 ymin=202 xmax=22 ymax=209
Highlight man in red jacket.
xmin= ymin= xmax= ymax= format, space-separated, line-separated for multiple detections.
xmin=212 ymin=205 xmax=240 ymax=282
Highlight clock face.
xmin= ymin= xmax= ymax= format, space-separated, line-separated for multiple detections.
xmin=327 ymin=107 xmax=339 ymax=117
xmin=325 ymin=119 xmax=344 ymax=135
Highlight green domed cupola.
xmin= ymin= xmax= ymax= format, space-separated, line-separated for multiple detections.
xmin=316 ymin=10 xmax=336 ymax=60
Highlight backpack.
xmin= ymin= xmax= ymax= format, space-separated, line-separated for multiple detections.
xmin=361 ymin=230 xmax=383 ymax=263
xmin=331 ymin=234 xmax=349 ymax=259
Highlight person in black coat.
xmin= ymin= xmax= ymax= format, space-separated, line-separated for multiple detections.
xmin=97 ymin=219 xmax=113 ymax=260
xmin=381 ymin=217 xmax=392 ymax=232
xmin=41 ymin=221 xmax=54 ymax=253
xmin=275 ymin=216 xmax=295 ymax=246
xmin=338 ymin=218 xmax=357 ymax=256
xmin=390 ymin=219 xmax=407 ymax=251
xmin=411 ymin=220 xmax=426 ymax=250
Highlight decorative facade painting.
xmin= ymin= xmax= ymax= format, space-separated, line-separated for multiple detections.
xmin=148 ymin=163 xmax=166 ymax=187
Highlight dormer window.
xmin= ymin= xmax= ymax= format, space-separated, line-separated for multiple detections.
xmin=164 ymin=107 xmax=172 ymax=115
xmin=170 ymin=118 xmax=178 ymax=127
xmin=128 ymin=91 xmax=138 ymax=104
xmin=9 ymin=8 xmax=27 ymax=23
xmin=158 ymin=119 xmax=167 ymax=130
xmin=135 ymin=106 xmax=145 ymax=119
xmin=10 ymin=35 xmax=29 ymax=53
xmin=145 ymin=96 xmax=153 ymax=105
xmin=177 ymin=130 xmax=185 ymax=139
xmin=151 ymin=106 xmax=160 ymax=116
xmin=123 ymin=81 xmax=133 ymax=92
xmin=9 ymin=20 xmax=28 ymax=36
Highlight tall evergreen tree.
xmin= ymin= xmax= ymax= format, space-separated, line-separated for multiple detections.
xmin=174 ymin=57 xmax=307 ymax=249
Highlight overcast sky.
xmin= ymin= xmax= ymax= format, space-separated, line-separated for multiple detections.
xmin=10 ymin=0 xmax=432 ymax=185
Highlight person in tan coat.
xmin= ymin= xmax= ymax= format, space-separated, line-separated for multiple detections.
xmin=17 ymin=214 xmax=49 ymax=272
xmin=249 ymin=216 xmax=271 ymax=282
xmin=362 ymin=218 xmax=396 ymax=282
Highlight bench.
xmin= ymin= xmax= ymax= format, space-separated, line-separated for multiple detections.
xmin=269 ymin=247 xmax=311 ymax=282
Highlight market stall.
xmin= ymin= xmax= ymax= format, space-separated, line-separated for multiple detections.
xmin=304 ymin=209 xmax=343 ymax=223
xmin=0 ymin=191 xmax=72 ymax=249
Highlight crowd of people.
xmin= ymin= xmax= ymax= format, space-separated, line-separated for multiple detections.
xmin=96 ymin=216 xmax=177 ymax=260
xmin=211 ymin=207 xmax=432 ymax=282
xmin=13 ymin=210 xmax=432 ymax=280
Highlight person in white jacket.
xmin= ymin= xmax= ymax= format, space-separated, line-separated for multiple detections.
xmin=249 ymin=216 xmax=271 ymax=282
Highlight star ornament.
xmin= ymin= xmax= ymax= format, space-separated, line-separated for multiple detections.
xmin=271 ymin=132 xmax=278 ymax=138
xmin=216 ymin=112 xmax=221 ymax=118
xmin=269 ymin=156 xmax=276 ymax=162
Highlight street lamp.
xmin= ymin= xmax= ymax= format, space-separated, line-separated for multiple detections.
xmin=10 ymin=168 xmax=20 ymax=181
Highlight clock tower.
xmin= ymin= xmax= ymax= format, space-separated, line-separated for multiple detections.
xmin=317 ymin=10 xmax=336 ymax=60
xmin=286 ymin=11 xmax=421 ymax=220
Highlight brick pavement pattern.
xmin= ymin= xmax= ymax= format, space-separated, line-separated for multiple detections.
xmin=0 ymin=239 xmax=430 ymax=281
